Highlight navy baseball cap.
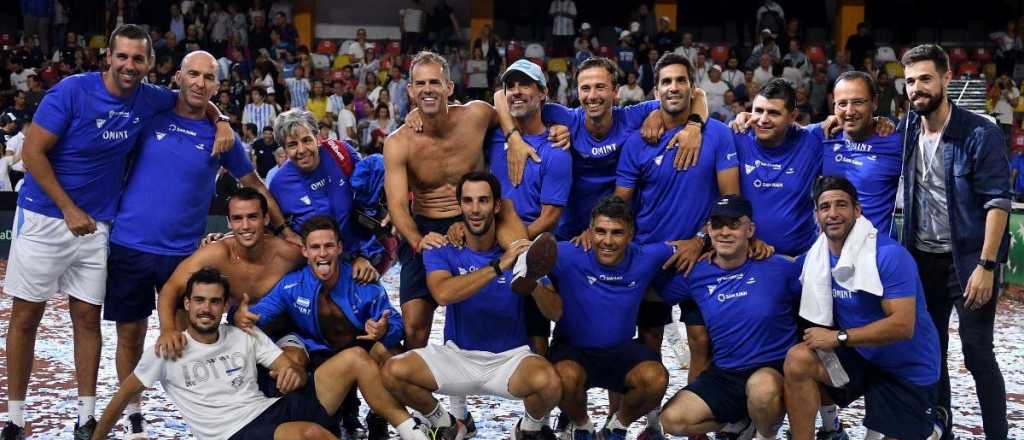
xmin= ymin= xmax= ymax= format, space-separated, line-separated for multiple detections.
xmin=709 ymin=194 xmax=753 ymax=219
xmin=501 ymin=59 xmax=546 ymax=88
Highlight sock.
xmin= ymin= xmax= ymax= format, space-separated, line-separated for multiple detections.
xmin=864 ymin=429 xmax=884 ymax=440
xmin=520 ymin=410 xmax=546 ymax=432
xmin=449 ymin=395 xmax=468 ymax=419
xmin=396 ymin=418 xmax=418 ymax=440
xmin=125 ymin=401 xmax=141 ymax=417
xmin=607 ymin=413 xmax=628 ymax=431
xmin=818 ymin=404 xmax=839 ymax=432
xmin=7 ymin=401 xmax=24 ymax=427
xmin=425 ymin=403 xmax=452 ymax=428
xmin=645 ymin=409 xmax=661 ymax=431
xmin=78 ymin=396 xmax=96 ymax=424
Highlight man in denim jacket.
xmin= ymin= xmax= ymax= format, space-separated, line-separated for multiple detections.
xmin=897 ymin=44 xmax=1010 ymax=440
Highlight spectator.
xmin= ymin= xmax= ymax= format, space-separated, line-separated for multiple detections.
xmin=271 ymin=12 xmax=298 ymax=46
xmin=51 ymin=0 xmax=69 ymax=56
xmin=827 ymin=50 xmax=854 ymax=85
xmin=428 ymin=0 xmax=462 ymax=53
xmin=808 ymin=67 xmax=829 ymax=119
xmin=364 ymin=71 xmax=384 ymax=105
xmin=345 ymin=28 xmax=373 ymax=64
xmin=713 ymin=90 xmax=738 ymax=121
xmin=638 ymin=48 xmax=658 ymax=96
xmin=327 ymin=80 xmax=349 ymax=118
xmin=249 ymin=13 xmax=271 ymax=55
xmin=549 ymin=0 xmax=578 ymax=57
xmin=722 ymin=56 xmax=743 ymax=88
xmin=8 ymin=56 xmax=36 ymax=93
xmin=306 ymin=80 xmax=328 ymax=122
xmin=794 ymin=86 xmax=813 ymax=124
xmin=364 ymin=104 xmax=397 ymax=148
xmin=755 ymin=0 xmax=786 ymax=38
xmin=318 ymin=116 xmax=339 ymax=142
xmin=618 ymin=71 xmax=644 ymax=106
xmin=386 ymin=66 xmax=409 ymax=121
xmin=216 ymin=90 xmax=240 ymax=122
xmin=264 ymin=147 xmax=287 ymax=186
xmin=355 ymin=48 xmax=381 ymax=83
xmin=251 ymin=65 xmax=275 ymax=94
xmin=53 ymin=31 xmax=78 ymax=66
xmin=399 ymin=2 xmax=425 ymax=54
xmin=24 ymin=75 xmax=44 ymax=113
xmin=777 ymin=17 xmax=804 ymax=54
xmin=574 ymin=22 xmax=600 ymax=54
xmin=862 ymin=56 xmax=880 ymax=80
xmin=991 ymin=20 xmax=1022 ymax=75
xmin=692 ymin=53 xmax=711 ymax=86
xmin=466 ymin=46 xmax=489 ymax=101
xmin=285 ymin=65 xmax=311 ymax=110
xmin=990 ymin=73 xmax=1020 ymax=143
xmin=700 ymin=65 xmax=730 ymax=115
xmin=753 ymin=54 xmax=774 ymax=91
xmin=616 ymin=31 xmax=638 ymax=82
xmin=747 ymin=29 xmax=781 ymax=70
xmin=735 ymin=69 xmax=755 ymax=104
xmin=242 ymin=88 xmax=277 ymax=132
xmin=376 ymin=88 xmax=398 ymax=122
xmin=876 ymin=71 xmax=897 ymax=118
xmin=782 ymin=40 xmax=811 ymax=78
xmin=250 ymin=126 xmax=278 ymax=178
xmin=241 ymin=123 xmax=259 ymax=157
xmin=158 ymin=31 xmax=186 ymax=67
xmin=674 ymin=32 xmax=698 ymax=64
xmin=266 ymin=91 xmax=284 ymax=115
xmin=845 ymin=22 xmax=876 ymax=69
xmin=654 ymin=16 xmax=678 ymax=54
xmin=352 ymin=84 xmax=373 ymax=121
xmin=782 ymin=59 xmax=805 ymax=89
xmin=336 ymin=92 xmax=358 ymax=141
xmin=208 ymin=2 xmax=230 ymax=51
xmin=573 ymin=37 xmax=594 ymax=70
xmin=227 ymin=3 xmax=248 ymax=47
xmin=169 ymin=4 xmax=186 ymax=46
xmin=473 ymin=24 xmax=503 ymax=86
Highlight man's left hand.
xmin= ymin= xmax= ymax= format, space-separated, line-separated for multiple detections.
xmin=964 ymin=265 xmax=995 ymax=310
xmin=213 ymin=121 xmax=235 ymax=156
xmin=803 ymin=327 xmax=839 ymax=350
xmin=358 ymin=309 xmax=391 ymax=341
xmin=352 ymin=257 xmax=380 ymax=284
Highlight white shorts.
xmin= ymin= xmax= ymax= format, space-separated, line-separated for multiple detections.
xmin=3 ymin=207 xmax=110 ymax=305
xmin=416 ymin=341 xmax=536 ymax=399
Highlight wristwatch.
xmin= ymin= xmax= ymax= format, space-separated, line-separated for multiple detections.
xmin=489 ymin=257 xmax=503 ymax=276
xmin=216 ymin=114 xmax=232 ymax=124
xmin=836 ymin=330 xmax=849 ymax=347
xmin=687 ymin=113 xmax=706 ymax=131
xmin=978 ymin=259 xmax=997 ymax=271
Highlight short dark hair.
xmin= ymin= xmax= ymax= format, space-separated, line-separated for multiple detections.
xmin=244 ymin=122 xmax=258 ymax=134
xmin=261 ymin=125 xmax=274 ymax=133
xmin=901 ymin=44 xmax=949 ymax=74
xmin=300 ymin=215 xmax=340 ymax=242
xmin=227 ymin=187 xmax=269 ymax=215
xmin=108 ymin=24 xmax=154 ymax=59
xmin=184 ymin=267 xmax=230 ymax=300
xmin=757 ymin=78 xmax=796 ymax=111
xmin=590 ymin=195 xmax=634 ymax=231
xmin=456 ymin=171 xmax=502 ymax=203
xmin=834 ymin=71 xmax=879 ymax=98
xmin=576 ymin=57 xmax=620 ymax=84
xmin=813 ymin=175 xmax=860 ymax=207
xmin=653 ymin=52 xmax=695 ymax=86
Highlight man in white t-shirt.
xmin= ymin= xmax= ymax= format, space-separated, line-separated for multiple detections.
xmin=336 ymin=93 xmax=358 ymax=141
xmin=699 ymin=65 xmax=730 ymax=116
xmin=92 ymin=268 xmax=430 ymax=440
xmin=399 ymin=7 xmax=425 ymax=54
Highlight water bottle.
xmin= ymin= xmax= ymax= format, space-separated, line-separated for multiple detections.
xmin=815 ymin=348 xmax=850 ymax=387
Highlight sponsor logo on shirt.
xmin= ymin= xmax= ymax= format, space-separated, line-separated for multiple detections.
xmin=785 ymin=168 xmax=796 ymax=174
xmin=599 ymin=274 xmax=623 ymax=281
xmin=834 ymin=154 xmax=863 ymax=167
xmin=295 ymin=296 xmax=311 ymax=314
xmin=310 ymin=178 xmax=327 ymax=191
xmin=716 ymin=273 xmax=744 ymax=283
xmin=155 ymin=131 xmax=167 ymax=141
xmin=590 ymin=143 xmax=618 ymax=157
xmin=717 ymin=290 xmax=749 ymax=302
xmin=195 ymin=143 xmax=206 ymax=151
xmin=284 ymin=283 xmax=299 ymax=289
xmin=843 ymin=142 xmax=873 ymax=152
xmin=168 ymin=123 xmax=198 ymax=137
xmin=300 ymin=195 xmax=311 ymax=205
xmin=832 ymin=288 xmax=854 ymax=300
xmin=102 ymin=130 xmax=129 ymax=140
xmin=180 ymin=352 xmax=246 ymax=387
xmin=458 ymin=267 xmax=468 ymax=275
xmin=753 ymin=179 xmax=783 ymax=188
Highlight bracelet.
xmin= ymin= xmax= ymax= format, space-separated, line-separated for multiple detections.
xmin=272 ymin=222 xmax=289 ymax=236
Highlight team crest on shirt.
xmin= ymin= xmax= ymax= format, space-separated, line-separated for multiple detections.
xmin=744 ymin=164 xmax=756 ymax=175
xmin=746 ymin=276 xmax=756 ymax=284
xmin=155 ymin=131 xmax=167 ymax=141
xmin=654 ymin=154 xmax=664 ymax=166
xmin=95 ymin=118 xmax=106 ymax=128
xmin=706 ymin=284 xmax=718 ymax=296
xmin=195 ymin=143 xmax=206 ymax=151
xmin=458 ymin=267 xmax=468 ymax=275
xmin=300 ymin=196 xmax=311 ymax=205
xmin=586 ymin=275 xmax=597 ymax=285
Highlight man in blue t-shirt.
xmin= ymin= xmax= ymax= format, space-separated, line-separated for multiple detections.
xmin=103 ymin=50 xmax=295 ymax=435
xmin=546 ymin=196 xmax=675 ymax=440
xmin=1 ymin=25 xmax=235 ymax=438
xmin=382 ymin=171 xmax=562 ymax=440
xmin=784 ymin=176 xmax=942 ymax=440
xmin=657 ymin=195 xmax=799 ymax=439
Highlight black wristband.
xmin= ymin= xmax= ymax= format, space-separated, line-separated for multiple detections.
xmin=489 ymin=257 xmax=503 ymax=276
xmin=687 ymin=113 xmax=705 ymax=131
xmin=506 ymin=127 xmax=521 ymax=139
xmin=272 ymin=222 xmax=289 ymax=236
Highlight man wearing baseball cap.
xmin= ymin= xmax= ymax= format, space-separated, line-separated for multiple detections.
xmin=658 ymin=195 xmax=801 ymax=440
xmin=617 ymin=31 xmax=638 ymax=84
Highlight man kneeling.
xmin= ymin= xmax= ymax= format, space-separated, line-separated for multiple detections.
xmin=92 ymin=268 xmax=350 ymax=440
xmin=383 ymin=171 xmax=562 ymax=439
xmin=658 ymin=195 xmax=799 ymax=439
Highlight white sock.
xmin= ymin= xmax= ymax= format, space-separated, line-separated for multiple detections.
xmin=449 ymin=395 xmax=468 ymax=419
xmin=425 ymin=402 xmax=452 ymax=428
xmin=125 ymin=401 xmax=141 ymax=417
xmin=607 ymin=413 xmax=628 ymax=431
xmin=396 ymin=418 xmax=419 ymax=440
xmin=520 ymin=410 xmax=546 ymax=432
xmin=7 ymin=401 xmax=24 ymax=427
xmin=864 ymin=429 xmax=884 ymax=440
xmin=818 ymin=404 xmax=839 ymax=432
xmin=78 ymin=396 xmax=96 ymax=424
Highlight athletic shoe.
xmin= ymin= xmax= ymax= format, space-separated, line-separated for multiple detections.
xmin=458 ymin=412 xmax=477 ymax=439
xmin=935 ymin=406 xmax=953 ymax=440
xmin=73 ymin=417 xmax=97 ymax=440
xmin=814 ymin=427 xmax=849 ymax=440
xmin=0 ymin=423 xmax=25 ymax=440
xmin=341 ymin=409 xmax=365 ymax=440
xmin=429 ymin=419 xmax=467 ymax=440
xmin=511 ymin=233 xmax=558 ymax=295
xmin=598 ymin=428 xmax=627 ymax=440
xmin=637 ymin=426 xmax=666 ymax=440
xmin=366 ymin=412 xmax=389 ymax=440
xmin=512 ymin=419 xmax=558 ymax=440
xmin=123 ymin=413 xmax=149 ymax=439
xmin=715 ymin=419 xmax=755 ymax=440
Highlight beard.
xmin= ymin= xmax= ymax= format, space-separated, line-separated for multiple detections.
xmin=466 ymin=216 xmax=495 ymax=237
xmin=190 ymin=315 xmax=220 ymax=335
xmin=911 ymin=88 xmax=945 ymax=116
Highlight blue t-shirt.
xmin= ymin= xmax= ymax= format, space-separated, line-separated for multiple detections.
xmin=617 ymin=119 xmax=739 ymax=243
xmin=822 ymin=132 xmax=903 ymax=238
xmin=735 ymin=125 xmax=824 ymax=256
xmin=423 ymin=244 xmax=528 ymax=353
xmin=829 ymin=236 xmax=941 ymax=386
xmin=550 ymin=241 xmax=674 ymax=349
xmin=1013 ymin=153 xmax=1024 ymax=193
xmin=21 ymin=72 xmax=177 ymax=221
xmin=542 ymin=100 xmax=660 ymax=239
xmin=615 ymin=46 xmax=637 ymax=74
xmin=111 ymin=112 xmax=254 ymax=255
xmin=658 ymin=256 xmax=801 ymax=370
xmin=487 ymin=129 xmax=573 ymax=224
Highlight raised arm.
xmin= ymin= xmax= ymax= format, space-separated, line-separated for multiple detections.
xmin=492 ymin=90 xmax=540 ymax=186
xmin=426 ymin=241 xmax=531 ymax=305
xmin=155 ymin=246 xmax=227 ymax=359
xmin=526 ymin=205 xmax=563 ymax=239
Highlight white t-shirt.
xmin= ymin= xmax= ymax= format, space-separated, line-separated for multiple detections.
xmin=6 ymin=131 xmax=24 ymax=172
xmin=10 ymin=69 xmax=36 ymax=93
xmin=400 ymin=8 xmax=424 ymax=33
xmin=994 ymin=86 xmax=1020 ymax=126
xmin=699 ymin=78 xmax=730 ymax=114
xmin=618 ymin=84 xmax=644 ymax=105
xmin=336 ymin=108 xmax=357 ymax=140
xmin=134 ymin=326 xmax=283 ymax=440
xmin=753 ymin=66 xmax=774 ymax=91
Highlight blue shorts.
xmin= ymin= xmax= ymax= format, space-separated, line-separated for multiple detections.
xmin=683 ymin=361 xmax=784 ymax=424
xmin=228 ymin=372 xmax=341 ymax=440
xmin=548 ymin=340 xmax=661 ymax=392
xmin=103 ymin=243 xmax=186 ymax=322
xmin=398 ymin=215 xmax=462 ymax=304
xmin=824 ymin=346 xmax=938 ymax=440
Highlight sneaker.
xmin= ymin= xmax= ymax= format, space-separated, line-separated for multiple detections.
xmin=429 ymin=419 xmax=467 ymax=440
xmin=512 ymin=419 xmax=558 ymax=440
xmin=366 ymin=412 xmax=389 ymax=440
xmin=814 ymin=428 xmax=849 ymax=440
xmin=73 ymin=417 xmax=97 ymax=440
xmin=715 ymin=419 xmax=755 ymax=440
xmin=341 ymin=410 xmax=365 ymax=440
xmin=0 ymin=423 xmax=25 ymax=440
xmin=458 ymin=412 xmax=477 ymax=439
xmin=598 ymin=428 xmax=627 ymax=440
xmin=511 ymin=233 xmax=558 ymax=295
xmin=935 ymin=406 xmax=953 ymax=440
xmin=123 ymin=413 xmax=149 ymax=439
xmin=637 ymin=426 xmax=666 ymax=440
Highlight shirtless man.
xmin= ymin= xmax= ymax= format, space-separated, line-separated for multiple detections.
xmin=154 ymin=187 xmax=305 ymax=362
xmin=384 ymin=51 xmax=536 ymax=351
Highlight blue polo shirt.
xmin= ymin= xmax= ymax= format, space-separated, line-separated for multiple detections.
xmin=822 ymin=132 xmax=903 ymax=238
xmin=487 ymin=128 xmax=572 ymax=224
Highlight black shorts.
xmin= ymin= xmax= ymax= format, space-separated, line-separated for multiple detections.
xmin=103 ymin=243 xmax=187 ymax=322
xmin=548 ymin=340 xmax=661 ymax=393
xmin=824 ymin=346 xmax=938 ymax=440
xmin=398 ymin=215 xmax=463 ymax=304
xmin=636 ymin=299 xmax=705 ymax=328
xmin=683 ymin=361 xmax=784 ymax=424
xmin=228 ymin=372 xmax=342 ymax=440
xmin=524 ymin=294 xmax=551 ymax=338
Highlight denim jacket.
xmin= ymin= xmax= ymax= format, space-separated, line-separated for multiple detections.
xmin=898 ymin=101 xmax=1011 ymax=290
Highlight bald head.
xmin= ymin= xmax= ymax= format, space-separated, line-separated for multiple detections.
xmin=181 ymin=50 xmax=219 ymax=80
xmin=176 ymin=50 xmax=220 ymax=115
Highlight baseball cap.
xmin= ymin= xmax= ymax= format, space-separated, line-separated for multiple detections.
xmin=501 ymin=59 xmax=546 ymax=88
xmin=620 ymin=30 xmax=631 ymax=40
xmin=709 ymin=195 xmax=753 ymax=219
xmin=710 ymin=64 xmax=723 ymax=72
xmin=630 ymin=22 xmax=640 ymax=32
xmin=659 ymin=16 xmax=671 ymax=23
xmin=761 ymin=28 xmax=775 ymax=37
xmin=0 ymin=113 xmax=16 ymax=126
xmin=580 ymin=22 xmax=591 ymax=31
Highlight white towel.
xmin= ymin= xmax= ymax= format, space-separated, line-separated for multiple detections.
xmin=799 ymin=216 xmax=884 ymax=326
